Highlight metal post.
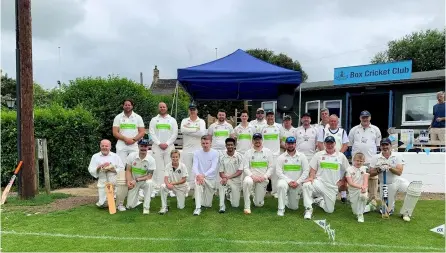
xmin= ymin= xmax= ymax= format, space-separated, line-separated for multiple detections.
xmin=298 ymin=85 xmax=302 ymax=126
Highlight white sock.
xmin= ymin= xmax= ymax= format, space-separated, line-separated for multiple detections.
xmin=341 ymin=191 xmax=347 ymax=198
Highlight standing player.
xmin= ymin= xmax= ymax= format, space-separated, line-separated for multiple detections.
xmin=348 ymin=110 xmax=381 ymax=204
xmin=345 ymin=152 xmax=369 ymax=222
xmin=88 ymin=139 xmax=125 ymax=208
xmin=192 ymin=135 xmax=219 ymax=216
xmin=295 ymin=113 xmax=318 ymax=162
xmin=208 ymin=109 xmax=234 ymax=152
xmin=261 ymin=110 xmax=282 ymax=197
xmin=149 ymin=102 xmax=178 ymax=196
xmin=234 ymin=110 xmax=255 ymax=155
xmin=112 ymin=99 xmax=145 ymax=211
xmin=368 ymin=138 xmax=422 ymax=222
xmin=180 ymin=103 xmax=206 ymax=189
xmin=280 ymin=115 xmax=297 ymax=154
xmin=315 ymin=108 xmax=330 ymax=132
xmin=276 ymin=136 xmax=309 ymax=216
xmin=125 ymin=139 xmax=156 ymax=214
xmin=249 ymin=108 xmax=267 ymax=134
xmin=242 ymin=133 xmax=274 ymax=214
xmin=302 ymin=136 xmax=350 ymax=219
xmin=159 ymin=150 xmax=188 ymax=214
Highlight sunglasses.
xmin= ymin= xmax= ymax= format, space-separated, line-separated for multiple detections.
xmin=257 ymin=111 xmax=264 ymax=114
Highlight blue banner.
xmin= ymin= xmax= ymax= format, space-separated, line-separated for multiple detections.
xmin=334 ymin=60 xmax=412 ymax=85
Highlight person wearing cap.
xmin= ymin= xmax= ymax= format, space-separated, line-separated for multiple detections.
xmin=149 ymin=102 xmax=178 ymax=197
xmin=180 ymin=103 xmax=207 ymax=190
xmin=125 ymin=139 xmax=157 ymax=214
xmin=249 ymin=108 xmax=267 ymax=134
xmin=207 ymin=109 xmax=235 ymax=152
xmin=275 ymin=136 xmax=310 ymax=216
xmin=88 ymin=139 xmax=125 ymax=209
xmin=302 ymin=136 xmax=350 ymax=220
xmin=242 ymin=133 xmax=274 ymax=214
xmin=261 ymin=110 xmax=283 ymax=198
xmin=234 ymin=109 xmax=255 ymax=155
xmin=112 ymin=99 xmax=146 ymax=211
xmin=217 ymin=138 xmax=244 ymax=213
xmin=295 ymin=112 xmax=318 ymax=162
xmin=348 ymin=110 xmax=381 ymax=204
xmin=280 ymin=115 xmax=297 ymax=154
xmin=368 ymin=138 xmax=421 ymax=222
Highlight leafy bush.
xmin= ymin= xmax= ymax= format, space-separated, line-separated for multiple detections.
xmin=1 ymin=104 xmax=101 ymax=188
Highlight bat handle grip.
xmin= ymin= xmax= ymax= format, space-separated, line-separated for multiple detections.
xmin=14 ymin=161 xmax=23 ymax=174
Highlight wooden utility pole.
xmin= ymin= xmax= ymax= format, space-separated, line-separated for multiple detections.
xmin=18 ymin=0 xmax=36 ymax=199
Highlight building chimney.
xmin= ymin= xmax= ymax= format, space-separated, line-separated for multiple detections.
xmin=152 ymin=65 xmax=159 ymax=84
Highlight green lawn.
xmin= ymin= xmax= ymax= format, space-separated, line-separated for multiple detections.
xmin=1 ymin=195 xmax=444 ymax=252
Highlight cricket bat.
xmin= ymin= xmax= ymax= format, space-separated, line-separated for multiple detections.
xmin=381 ymin=167 xmax=390 ymax=219
xmin=1 ymin=161 xmax=24 ymax=205
xmin=105 ymin=182 xmax=116 ymax=214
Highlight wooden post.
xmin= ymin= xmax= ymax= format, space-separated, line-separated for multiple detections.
xmin=42 ymin=139 xmax=51 ymax=194
xmin=18 ymin=0 xmax=36 ymax=199
xmin=34 ymin=139 xmax=40 ymax=192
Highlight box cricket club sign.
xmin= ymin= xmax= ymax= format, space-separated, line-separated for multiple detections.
xmin=334 ymin=60 xmax=412 ymax=85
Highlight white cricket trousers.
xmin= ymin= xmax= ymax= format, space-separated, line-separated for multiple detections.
xmin=380 ymin=177 xmax=410 ymax=211
xmin=270 ymin=155 xmax=278 ymax=194
xmin=181 ymin=150 xmax=196 ymax=189
xmin=349 ymin=188 xmax=367 ymax=215
xmin=126 ymin=180 xmax=154 ymax=210
xmin=277 ymin=179 xmax=302 ymax=210
xmin=219 ymin=179 xmax=242 ymax=208
xmin=243 ymin=177 xmax=269 ymax=210
xmin=195 ymin=178 xmax=216 ymax=208
xmin=302 ymin=179 xmax=337 ymax=213
xmin=96 ymin=171 xmax=117 ymax=206
xmin=160 ymin=184 xmax=187 ymax=209
xmin=152 ymin=144 xmax=175 ymax=188
xmin=116 ymin=148 xmax=137 ymax=206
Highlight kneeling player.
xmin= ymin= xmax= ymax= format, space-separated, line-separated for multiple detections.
xmin=302 ymin=136 xmax=350 ymax=219
xmin=159 ymin=150 xmax=189 ymax=214
xmin=125 ymin=139 xmax=156 ymax=214
xmin=276 ymin=136 xmax=310 ymax=216
xmin=369 ymin=138 xmax=422 ymax=222
xmin=345 ymin=152 xmax=369 ymax=222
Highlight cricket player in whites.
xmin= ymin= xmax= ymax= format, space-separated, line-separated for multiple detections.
xmin=149 ymin=102 xmax=178 ymax=197
xmin=125 ymin=139 xmax=156 ymax=214
xmin=242 ymin=133 xmax=274 ymax=214
xmin=88 ymin=139 xmax=125 ymax=208
xmin=208 ymin=109 xmax=234 ymax=152
xmin=262 ymin=110 xmax=282 ymax=198
xmin=302 ymin=136 xmax=350 ymax=219
xmin=112 ymin=99 xmax=145 ymax=211
xmin=368 ymin=138 xmax=422 ymax=222
xmin=234 ymin=110 xmax=255 ymax=155
xmin=249 ymin=108 xmax=267 ymax=134
xmin=180 ymin=103 xmax=207 ymax=190
xmin=276 ymin=136 xmax=310 ymax=216
xmin=192 ymin=135 xmax=219 ymax=216
xmin=218 ymin=138 xmax=244 ymax=213
xmin=280 ymin=115 xmax=297 ymax=154
xmin=295 ymin=113 xmax=318 ymax=162
xmin=345 ymin=152 xmax=369 ymax=222
xmin=159 ymin=150 xmax=189 ymax=214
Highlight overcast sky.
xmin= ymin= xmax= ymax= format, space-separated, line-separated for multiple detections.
xmin=1 ymin=0 xmax=444 ymax=89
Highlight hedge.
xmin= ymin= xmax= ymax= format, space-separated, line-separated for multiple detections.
xmin=1 ymin=104 xmax=101 ymax=188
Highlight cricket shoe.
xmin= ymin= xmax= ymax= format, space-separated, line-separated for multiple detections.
xmin=357 ymin=214 xmax=364 ymax=223
xmin=277 ymin=209 xmax=285 ymax=217
xmin=159 ymin=207 xmax=168 ymax=215
xmin=117 ymin=205 xmax=126 ymax=212
xmin=143 ymin=208 xmax=150 ymax=215
xmin=169 ymin=191 xmax=176 ymax=197
xmin=193 ymin=208 xmax=201 ymax=216
xmin=219 ymin=205 xmax=226 ymax=213
xmin=304 ymin=208 xmax=313 ymax=220
xmin=402 ymin=214 xmax=411 ymax=222
xmin=243 ymin=209 xmax=251 ymax=214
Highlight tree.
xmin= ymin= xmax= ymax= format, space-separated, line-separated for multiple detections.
xmin=371 ymin=28 xmax=445 ymax=72
xmin=1 ymin=72 xmax=17 ymax=97
xmin=246 ymin=48 xmax=309 ymax=82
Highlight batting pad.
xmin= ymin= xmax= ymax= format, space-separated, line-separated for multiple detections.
xmin=400 ymin=181 xmax=422 ymax=217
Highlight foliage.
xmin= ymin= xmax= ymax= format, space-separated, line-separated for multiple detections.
xmin=1 ymin=104 xmax=101 ymax=188
xmin=55 ymin=75 xmax=189 ymax=143
xmin=1 ymin=72 xmax=16 ymax=97
xmin=246 ymin=48 xmax=309 ymax=82
xmin=371 ymin=28 xmax=445 ymax=72
xmin=4 ymin=193 xmax=71 ymax=206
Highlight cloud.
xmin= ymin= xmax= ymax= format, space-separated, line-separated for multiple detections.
xmin=1 ymin=0 xmax=444 ymax=89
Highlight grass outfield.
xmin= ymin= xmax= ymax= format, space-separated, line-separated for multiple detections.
xmin=1 ymin=195 xmax=445 ymax=252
